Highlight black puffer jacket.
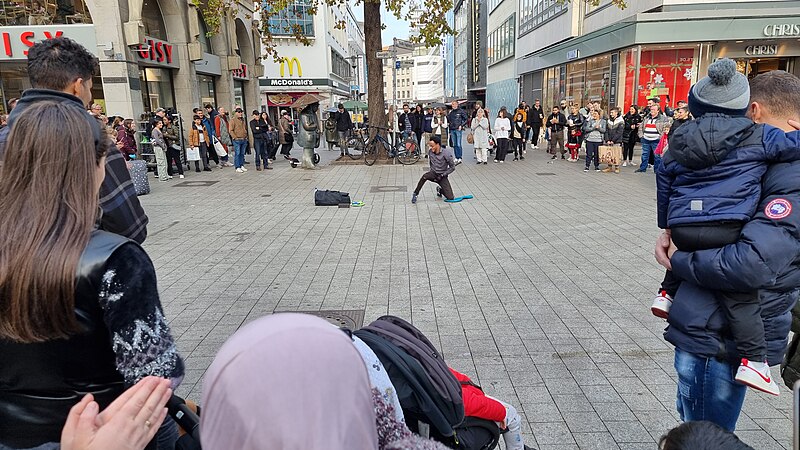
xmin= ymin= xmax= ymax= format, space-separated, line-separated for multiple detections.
xmin=622 ymin=112 xmax=641 ymax=144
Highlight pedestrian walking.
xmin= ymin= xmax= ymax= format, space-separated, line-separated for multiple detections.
xmin=471 ymin=108 xmax=490 ymax=165
xmin=582 ymin=110 xmax=606 ymax=172
xmin=546 ymin=105 xmax=567 ymax=160
xmin=335 ymin=103 xmax=353 ymax=156
xmin=622 ymin=105 xmax=641 ymax=167
xmin=493 ymin=108 xmax=511 ymax=163
xmin=278 ymin=109 xmax=293 ymax=159
xmin=603 ymin=107 xmax=624 ymax=173
xmin=512 ymin=112 xmax=526 ymax=160
xmin=447 ymin=100 xmax=469 ymax=163
xmin=189 ymin=115 xmax=212 ymax=172
xmin=411 ymin=136 xmax=457 ymax=202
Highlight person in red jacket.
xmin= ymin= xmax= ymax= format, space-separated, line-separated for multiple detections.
xmin=450 ymin=368 xmax=534 ymax=450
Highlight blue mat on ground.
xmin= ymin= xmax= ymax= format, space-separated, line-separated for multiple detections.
xmin=445 ymin=194 xmax=474 ymax=203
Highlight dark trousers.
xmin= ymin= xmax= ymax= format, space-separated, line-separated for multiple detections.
xmin=530 ymin=124 xmax=541 ymax=144
xmin=414 ymin=171 xmax=454 ymax=200
xmin=512 ymin=138 xmax=524 ymax=158
xmin=661 ymin=221 xmax=765 ymax=360
xmin=548 ymin=130 xmax=565 ymax=155
xmin=495 ymin=137 xmax=509 ymax=161
xmin=267 ymin=141 xmax=279 ymax=160
xmin=585 ymin=141 xmax=600 ymax=169
xmin=208 ymin=143 xmax=220 ymax=165
xmin=280 ymin=142 xmax=292 ymax=156
xmin=254 ymin=139 xmax=269 ymax=168
xmin=166 ymin=147 xmax=184 ymax=176
xmin=194 ymin=142 xmax=210 ymax=170
xmin=623 ymin=138 xmax=636 ymax=161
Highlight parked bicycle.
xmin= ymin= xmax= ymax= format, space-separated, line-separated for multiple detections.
xmin=351 ymin=125 xmax=420 ymax=166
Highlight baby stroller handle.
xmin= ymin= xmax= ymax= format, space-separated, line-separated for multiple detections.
xmin=168 ymin=394 xmax=201 ymax=445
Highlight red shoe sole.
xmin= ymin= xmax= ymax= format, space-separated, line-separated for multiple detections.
xmin=651 ymin=307 xmax=669 ymax=320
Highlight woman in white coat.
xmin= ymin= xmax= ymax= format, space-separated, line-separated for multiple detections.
xmin=471 ymin=108 xmax=490 ymax=165
xmin=493 ymin=108 xmax=511 ymax=163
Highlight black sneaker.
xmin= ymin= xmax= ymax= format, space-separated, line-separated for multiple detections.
xmin=561 ymin=155 xmax=566 ymax=160
xmin=436 ymin=187 xmax=442 ymax=198
xmin=551 ymin=155 xmax=557 ymax=160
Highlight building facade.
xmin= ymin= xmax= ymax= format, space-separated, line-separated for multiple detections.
xmin=485 ymin=0 xmax=517 ymax=115
xmin=516 ymin=0 xmax=800 ymax=111
xmin=0 ymin=0 xmax=261 ymax=123
xmin=259 ymin=1 xmax=361 ymax=120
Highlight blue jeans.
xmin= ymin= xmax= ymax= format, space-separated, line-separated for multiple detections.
xmin=233 ymin=139 xmax=248 ymax=168
xmin=639 ymin=138 xmax=661 ymax=172
xmin=449 ymin=129 xmax=463 ymax=159
xmin=674 ymin=348 xmax=746 ymax=431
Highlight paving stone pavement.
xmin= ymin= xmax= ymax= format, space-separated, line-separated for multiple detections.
xmin=140 ymin=144 xmax=792 ymax=449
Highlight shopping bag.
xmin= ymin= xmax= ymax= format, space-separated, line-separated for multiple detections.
xmin=654 ymin=133 xmax=669 ymax=156
xmin=126 ymin=160 xmax=150 ymax=196
xmin=599 ymin=145 xmax=622 ymax=165
xmin=186 ymin=146 xmax=201 ymax=161
xmin=466 ymin=132 xmax=474 ymax=144
xmin=212 ymin=137 xmax=227 ymax=157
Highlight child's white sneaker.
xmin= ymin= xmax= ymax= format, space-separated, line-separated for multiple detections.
xmin=735 ymin=359 xmax=780 ymax=395
xmin=651 ymin=290 xmax=672 ymax=319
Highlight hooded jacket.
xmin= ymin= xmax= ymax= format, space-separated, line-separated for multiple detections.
xmin=0 ymin=89 xmax=148 ymax=243
xmin=656 ymin=114 xmax=800 ymax=229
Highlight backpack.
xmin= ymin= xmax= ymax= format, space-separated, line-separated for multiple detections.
xmin=355 ymin=315 xmax=465 ymax=442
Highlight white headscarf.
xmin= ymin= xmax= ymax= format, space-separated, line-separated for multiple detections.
xmin=200 ymin=313 xmax=379 ymax=450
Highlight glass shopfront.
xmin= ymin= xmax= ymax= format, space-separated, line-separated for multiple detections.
xmin=636 ymin=47 xmax=696 ymax=108
xmin=541 ymin=65 xmax=564 ymax=110
xmin=234 ymin=79 xmax=246 ymax=113
xmin=0 ymin=0 xmax=92 ymax=25
xmin=198 ymin=74 xmax=217 ymax=107
xmin=139 ymin=67 xmax=175 ymax=112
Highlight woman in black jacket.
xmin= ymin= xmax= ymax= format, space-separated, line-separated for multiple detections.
xmin=411 ymin=105 xmax=424 ymax=148
xmin=622 ymin=105 xmax=642 ymax=167
xmin=602 ymin=106 xmax=625 ymax=173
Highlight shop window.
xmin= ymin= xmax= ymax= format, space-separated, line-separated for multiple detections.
xmin=488 ymin=14 xmax=515 ymax=66
xmin=331 ymin=49 xmax=352 ymax=79
xmin=267 ymin=0 xmax=315 ymax=37
xmin=622 ymin=47 xmax=639 ymax=109
xmin=197 ymin=11 xmax=213 ymax=53
xmin=584 ymin=54 xmax=610 ymax=110
xmin=140 ymin=67 xmax=175 ymax=112
xmin=142 ymin=0 xmax=167 ymax=40
xmin=198 ymin=75 xmax=216 ymax=108
xmin=565 ymin=60 xmax=585 ymax=107
xmin=0 ymin=0 xmax=91 ymax=25
xmin=637 ymin=48 xmax=695 ymax=108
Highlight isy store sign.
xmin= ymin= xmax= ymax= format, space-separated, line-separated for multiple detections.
xmin=135 ymin=37 xmax=179 ymax=69
xmin=0 ymin=25 xmax=97 ymax=60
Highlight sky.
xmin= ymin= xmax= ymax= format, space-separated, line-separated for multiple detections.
xmin=349 ymin=1 xmax=411 ymax=47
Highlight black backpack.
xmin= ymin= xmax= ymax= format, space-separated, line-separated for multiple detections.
xmin=355 ymin=315 xmax=465 ymax=441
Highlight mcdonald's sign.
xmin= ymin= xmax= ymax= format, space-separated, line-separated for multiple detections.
xmin=279 ymin=57 xmax=302 ymax=77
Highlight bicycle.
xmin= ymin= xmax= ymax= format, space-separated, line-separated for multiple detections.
xmin=346 ymin=128 xmax=368 ymax=160
xmin=361 ymin=125 xmax=420 ymax=166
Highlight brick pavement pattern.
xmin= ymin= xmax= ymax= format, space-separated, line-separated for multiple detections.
xmin=141 ymin=145 xmax=792 ymax=449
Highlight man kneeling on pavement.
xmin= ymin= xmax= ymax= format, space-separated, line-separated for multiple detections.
xmin=412 ymin=136 xmax=457 ymax=203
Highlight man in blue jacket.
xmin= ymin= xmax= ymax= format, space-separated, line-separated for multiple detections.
xmin=656 ymin=69 xmax=800 ymax=431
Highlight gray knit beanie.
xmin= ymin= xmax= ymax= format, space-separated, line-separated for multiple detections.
xmin=688 ymin=58 xmax=750 ymax=118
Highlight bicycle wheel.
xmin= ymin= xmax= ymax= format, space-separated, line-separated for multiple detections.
xmin=364 ymin=140 xmax=379 ymax=166
xmin=348 ymin=138 xmax=364 ymax=159
xmin=397 ymin=139 xmax=420 ymax=165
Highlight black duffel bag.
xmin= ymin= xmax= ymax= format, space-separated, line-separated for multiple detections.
xmin=314 ymin=189 xmax=351 ymax=206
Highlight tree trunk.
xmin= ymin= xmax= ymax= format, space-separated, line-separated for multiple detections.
xmin=363 ymin=0 xmax=389 ymax=159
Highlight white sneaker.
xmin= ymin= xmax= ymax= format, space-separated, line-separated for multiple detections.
xmin=179 ymin=175 xmax=185 ymax=179
xmin=735 ymin=359 xmax=780 ymax=395
xmin=651 ymin=291 xmax=673 ymax=319
xmin=622 ymin=161 xmax=628 ymax=167
xmin=235 ymin=168 xmax=244 ymax=173
xmin=168 ymin=175 xmax=173 ymax=179
xmin=242 ymin=167 xmax=248 ymax=172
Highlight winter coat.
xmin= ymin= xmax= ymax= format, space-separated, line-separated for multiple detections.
xmin=667 ymin=117 xmax=690 ymax=145
xmin=528 ymin=106 xmax=544 ymax=125
xmin=622 ymin=112 xmax=642 ymax=144
xmin=116 ymin=126 xmax=136 ymax=154
xmin=215 ymin=115 xmax=232 ymax=146
xmin=581 ymin=117 xmax=606 ymax=142
xmin=432 ymin=114 xmax=448 ymax=146
xmin=512 ymin=121 xmax=526 ymax=140
xmin=229 ymin=116 xmax=248 ymax=140
xmin=470 ymin=117 xmax=489 ymax=149
xmin=656 ymin=114 xmax=800 ymax=229
xmin=335 ymin=110 xmax=353 ymax=132
xmin=450 ymin=369 xmax=505 ymax=423
xmin=545 ymin=112 xmax=567 ymax=133
xmin=278 ymin=116 xmax=291 ymax=144
xmin=188 ymin=125 xmax=209 ymax=148
xmin=250 ymin=118 xmax=266 ymax=140
xmin=162 ymin=123 xmax=180 ymax=148
xmin=638 ymin=112 xmax=670 ymax=140
xmin=423 ymin=113 xmax=433 ymax=133
xmin=447 ymin=108 xmax=469 ymax=130
xmin=567 ymin=113 xmax=583 ymax=134
xmin=411 ymin=112 xmax=423 ymax=133
xmin=398 ymin=112 xmax=412 ymax=132
xmin=604 ymin=116 xmax=624 ymax=144
xmin=667 ymin=156 xmax=800 ymax=366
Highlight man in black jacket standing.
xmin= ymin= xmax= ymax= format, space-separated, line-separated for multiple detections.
xmin=447 ymin=100 xmax=469 ymax=163
xmin=528 ymin=99 xmax=544 ymax=149
xmin=0 ymin=37 xmax=148 ymax=243
xmin=545 ymin=105 xmax=568 ymax=160
xmin=334 ymin=103 xmax=353 ymax=156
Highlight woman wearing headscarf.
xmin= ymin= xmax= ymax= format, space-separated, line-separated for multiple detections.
xmin=470 ymin=108 xmax=490 ymax=165
xmin=200 ymin=313 xmax=447 ymax=450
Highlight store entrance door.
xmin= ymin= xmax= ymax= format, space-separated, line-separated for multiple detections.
xmin=737 ymin=58 xmax=791 ymax=79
